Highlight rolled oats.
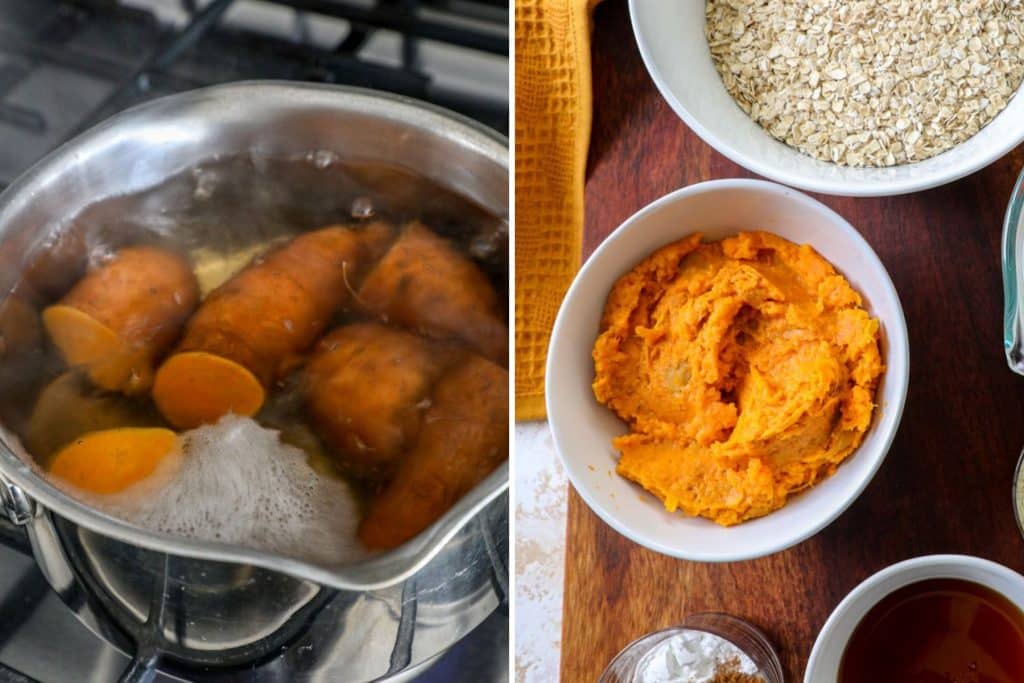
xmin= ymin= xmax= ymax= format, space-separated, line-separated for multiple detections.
xmin=705 ymin=0 xmax=1024 ymax=167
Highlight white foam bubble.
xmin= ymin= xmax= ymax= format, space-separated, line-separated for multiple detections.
xmin=306 ymin=149 xmax=339 ymax=169
xmin=97 ymin=416 xmax=370 ymax=567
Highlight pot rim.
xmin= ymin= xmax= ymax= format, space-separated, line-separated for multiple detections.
xmin=0 ymin=80 xmax=510 ymax=591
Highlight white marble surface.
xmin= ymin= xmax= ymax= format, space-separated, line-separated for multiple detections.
xmin=514 ymin=421 xmax=568 ymax=683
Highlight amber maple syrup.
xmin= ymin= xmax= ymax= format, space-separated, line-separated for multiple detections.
xmin=839 ymin=578 xmax=1024 ymax=683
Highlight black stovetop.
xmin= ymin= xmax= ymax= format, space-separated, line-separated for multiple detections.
xmin=0 ymin=0 xmax=508 ymax=189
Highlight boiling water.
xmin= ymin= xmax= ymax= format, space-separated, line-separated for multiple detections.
xmin=0 ymin=152 xmax=507 ymax=566
xmin=52 ymin=153 xmax=507 ymax=299
xmin=93 ymin=416 xmax=368 ymax=566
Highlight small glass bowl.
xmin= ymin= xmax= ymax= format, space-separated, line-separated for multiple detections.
xmin=598 ymin=613 xmax=784 ymax=683
xmin=1013 ymin=448 xmax=1024 ymax=540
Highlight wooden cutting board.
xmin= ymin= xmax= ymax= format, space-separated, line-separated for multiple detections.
xmin=561 ymin=1 xmax=1024 ymax=680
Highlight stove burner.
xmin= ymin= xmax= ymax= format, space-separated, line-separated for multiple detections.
xmin=0 ymin=503 xmax=509 ymax=682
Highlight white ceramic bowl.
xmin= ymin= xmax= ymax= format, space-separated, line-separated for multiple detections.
xmin=805 ymin=555 xmax=1024 ymax=681
xmin=629 ymin=1 xmax=1024 ymax=197
xmin=546 ymin=179 xmax=909 ymax=561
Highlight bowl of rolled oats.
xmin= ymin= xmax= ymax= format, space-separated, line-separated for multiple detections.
xmin=630 ymin=0 xmax=1024 ymax=196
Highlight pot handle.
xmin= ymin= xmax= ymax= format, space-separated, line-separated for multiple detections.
xmin=0 ymin=474 xmax=35 ymax=526
xmin=0 ymin=475 xmax=32 ymax=555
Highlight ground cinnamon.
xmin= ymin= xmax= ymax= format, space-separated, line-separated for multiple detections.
xmin=708 ymin=657 xmax=766 ymax=683
xmin=708 ymin=672 xmax=765 ymax=683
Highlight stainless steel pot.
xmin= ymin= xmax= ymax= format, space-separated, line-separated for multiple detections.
xmin=0 ymin=82 xmax=509 ymax=682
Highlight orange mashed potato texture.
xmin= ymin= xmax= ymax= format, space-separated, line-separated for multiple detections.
xmin=592 ymin=232 xmax=883 ymax=526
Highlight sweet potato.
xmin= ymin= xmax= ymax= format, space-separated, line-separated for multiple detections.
xmin=358 ymin=354 xmax=508 ymax=550
xmin=26 ymin=371 xmax=158 ymax=466
xmin=153 ymin=223 xmax=393 ymax=429
xmin=357 ymin=223 xmax=508 ymax=365
xmin=48 ymin=427 xmax=179 ymax=494
xmin=304 ymin=322 xmax=460 ymax=476
xmin=0 ymin=295 xmax=42 ymax=360
xmin=0 ymin=294 xmax=46 ymax=437
xmin=42 ymin=246 xmax=199 ymax=395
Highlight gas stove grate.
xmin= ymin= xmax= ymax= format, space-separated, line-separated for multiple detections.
xmin=0 ymin=0 xmax=508 ymax=189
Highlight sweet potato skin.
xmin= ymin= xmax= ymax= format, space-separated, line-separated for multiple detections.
xmin=58 ymin=246 xmax=198 ymax=354
xmin=0 ymin=295 xmax=42 ymax=360
xmin=358 ymin=353 xmax=508 ymax=550
xmin=358 ymin=223 xmax=508 ymax=365
xmin=304 ymin=322 xmax=460 ymax=476
xmin=153 ymin=224 xmax=393 ymax=428
xmin=43 ymin=246 xmax=199 ymax=394
xmin=178 ymin=222 xmax=393 ymax=385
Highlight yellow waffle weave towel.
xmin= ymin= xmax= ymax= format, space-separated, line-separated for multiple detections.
xmin=515 ymin=0 xmax=600 ymax=421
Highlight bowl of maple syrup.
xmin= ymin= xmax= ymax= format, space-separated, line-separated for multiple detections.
xmin=805 ymin=555 xmax=1024 ymax=682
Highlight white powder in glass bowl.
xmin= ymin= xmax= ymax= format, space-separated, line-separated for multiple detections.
xmin=634 ymin=629 xmax=760 ymax=683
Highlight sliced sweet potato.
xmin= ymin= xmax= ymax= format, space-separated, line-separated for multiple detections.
xmin=42 ymin=246 xmax=199 ymax=394
xmin=149 ymin=352 xmax=264 ymax=431
xmin=153 ymin=223 xmax=393 ymax=429
xmin=49 ymin=427 xmax=179 ymax=494
xmin=26 ymin=371 xmax=158 ymax=466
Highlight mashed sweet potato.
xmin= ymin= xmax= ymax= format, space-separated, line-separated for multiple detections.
xmin=592 ymin=231 xmax=883 ymax=526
